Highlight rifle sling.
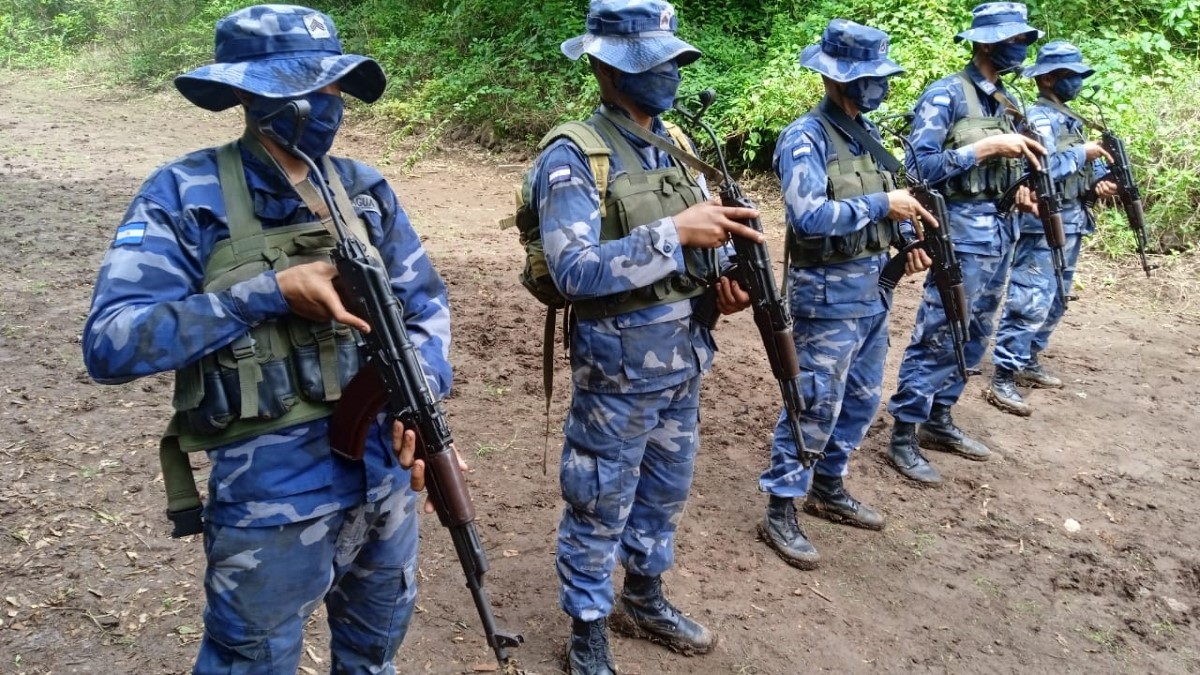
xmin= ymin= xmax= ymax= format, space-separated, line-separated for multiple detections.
xmin=598 ymin=109 xmax=723 ymax=181
xmin=815 ymin=99 xmax=902 ymax=174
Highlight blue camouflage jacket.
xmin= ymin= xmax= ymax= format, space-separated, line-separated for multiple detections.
xmin=774 ymin=102 xmax=902 ymax=320
xmin=907 ymin=61 xmax=1019 ymax=256
xmin=531 ymin=103 xmax=724 ymax=395
xmin=83 ymin=142 xmax=452 ymax=527
xmin=1020 ymin=102 xmax=1109 ymax=236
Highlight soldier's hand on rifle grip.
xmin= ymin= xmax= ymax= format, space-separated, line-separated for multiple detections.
xmin=1015 ymin=185 xmax=1038 ymax=215
xmin=393 ymin=420 xmax=469 ymax=514
xmin=714 ymin=276 xmax=751 ymax=315
xmin=1094 ymin=179 xmax=1119 ymax=199
xmin=975 ymin=133 xmax=1045 ymax=170
xmin=887 ymin=189 xmax=938 ymax=230
xmin=276 ymin=261 xmax=371 ymax=333
xmin=905 ymin=248 xmax=933 ymax=276
xmin=673 ymin=198 xmax=763 ymax=248
xmin=1083 ymin=141 xmax=1114 ymax=164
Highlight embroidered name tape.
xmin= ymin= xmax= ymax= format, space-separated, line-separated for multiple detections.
xmin=114 ymin=222 xmax=146 ymax=247
xmin=353 ymin=194 xmax=381 ymax=214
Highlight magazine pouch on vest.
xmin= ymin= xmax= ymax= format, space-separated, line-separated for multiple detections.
xmin=943 ymin=72 xmax=1024 ymax=200
xmin=788 ymin=114 xmax=900 ymax=267
xmin=160 ymin=140 xmax=379 ymax=535
xmin=1037 ymin=97 xmax=1096 ymax=202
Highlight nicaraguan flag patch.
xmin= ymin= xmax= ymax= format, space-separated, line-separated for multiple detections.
xmin=932 ymin=95 xmax=952 ymax=107
xmin=114 ymin=222 xmax=146 ymax=247
xmin=791 ymin=143 xmax=812 ymax=159
xmin=548 ymin=165 xmax=572 ymax=186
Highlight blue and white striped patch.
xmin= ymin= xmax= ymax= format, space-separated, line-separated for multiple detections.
xmin=791 ymin=143 xmax=812 ymax=160
xmin=932 ymin=95 xmax=952 ymax=107
xmin=548 ymin=165 xmax=572 ymax=186
xmin=113 ymin=222 xmax=146 ymax=247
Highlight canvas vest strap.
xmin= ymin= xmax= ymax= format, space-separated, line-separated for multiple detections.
xmin=161 ymin=138 xmax=380 ymax=517
xmin=570 ymin=111 xmax=714 ymax=320
xmin=787 ymin=114 xmax=900 ymax=267
xmin=1035 ymin=97 xmax=1096 ymax=201
xmin=942 ymin=71 xmax=1024 ymax=200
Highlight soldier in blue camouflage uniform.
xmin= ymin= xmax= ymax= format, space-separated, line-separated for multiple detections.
xmin=535 ymin=1 xmax=763 ymax=672
xmin=886 ymin=2 xmax=1047 ymax=484
xmin=759 ymin=19 xmax=935 ymax=569
xmin=81 ymin=6 xmax=453 ymax=673
xmin=988 ymin=41 xmax=1117 ymax=415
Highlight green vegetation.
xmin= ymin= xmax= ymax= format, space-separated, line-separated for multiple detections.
xmin=2 ymin=0 xmax=1197 ymax=254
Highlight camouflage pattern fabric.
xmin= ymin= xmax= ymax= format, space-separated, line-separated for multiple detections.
xmin=531 ymin=102 xmax=722 ymax=620
xmin=954 ymin=2 xmax=1042 ymax=44
xmin=174 ymin=4 xmax=386 ymax=112
xmin=889 ymin=249 xmax=1012 ymax=423
xmin=1019 ymin=101 xmax=1107 ymax=236
xmin=993 ymin=231 xmax=1082 ymax=372
xmin=798 ymin=19 xmax=904 ymax=83
xmin=760 ymin=97 xmax=897 ymax=495
xmin=560 ymin=0 xmax=701 ymax=73
xmin=555 ymin=379 xmax=700 ymax=620
xmin=82 ymin=142 xmax=449 ymax=668
xmin=196 ymin=487 xmax=418 ymax=673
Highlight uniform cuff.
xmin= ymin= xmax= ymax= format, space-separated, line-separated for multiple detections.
xmin=867 ymin=193 xmax=891 ymax=223
xmin=655 ymin=217 xmax=687 ymax=273
xmin=229 ymin=271 xmax=291 ymax=326
xmin=958 ymin=146 xmax=978 ymax=168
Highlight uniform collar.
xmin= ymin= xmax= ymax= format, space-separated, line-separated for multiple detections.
xmin=598 ymin=102 xmax=669 ymax=148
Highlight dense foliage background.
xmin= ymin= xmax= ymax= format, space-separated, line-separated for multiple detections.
xmin=3 ymin=0 xmax=1197 ymax=255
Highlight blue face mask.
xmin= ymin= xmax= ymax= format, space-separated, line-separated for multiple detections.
xmin=615 ymin=61 xmax=682 ymax=117
xmin=1052 ymin=74 xmax=1085 ymax=102
xmin=249 ymin=92 xmax=345 ymax=159
xmin=845 ymin=76 xmax=890 ymax=112
xmin=990 ymin=41 xmax=1030 ymax=73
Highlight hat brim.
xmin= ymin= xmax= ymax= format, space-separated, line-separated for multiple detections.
xmin=799 ymin=44 xmax=904 ymax=83
xmin=954 ymin=24 xmax=1044 ymax=44
xmin=561 ymin=32 xmax=701 ymax=73
xmin=174 ymin=54 xmax=386 ymax=112
xmin=1022 ymin=62 xmax=1095 ymax=78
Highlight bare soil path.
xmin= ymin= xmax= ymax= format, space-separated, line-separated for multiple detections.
xmin=1 ymin=74 xmax=1197 ymax=675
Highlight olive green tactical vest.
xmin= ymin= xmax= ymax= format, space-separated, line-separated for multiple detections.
xmin=160 ymin=138 xmax=380 ymax=517
xmin=1035 ymin=97 xmax=1096 ymax=201
xmin=570 ymin=112 xmax=715 ymax=320
xmin=942 ymin=72 xmax=1024 ymax=200
xmin=788 ymin=115 xmax=900 ymax=267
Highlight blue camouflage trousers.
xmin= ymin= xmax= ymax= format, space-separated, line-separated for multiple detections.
xmin=994 ymin=232 xmax=1083 ymax=371
xmin=888 ymin=248 xmax=1013 ymax=423
xmin=195 ymin=487 xmax=420 ymax=674
xmin=759 ymin=311 xmax=889 ymax=497
xmin=556 ymin=376 xmax=701 ymax=621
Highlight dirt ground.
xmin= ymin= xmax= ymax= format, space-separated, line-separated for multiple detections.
xmin=1 ymin=72 xmax=1198 ymax=675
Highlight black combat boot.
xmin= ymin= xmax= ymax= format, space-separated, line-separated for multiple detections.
xmin=757 ymin=495 xmax=821 ymax=569
xmin=888 ymin=421 xmax=943 ymax=485
xmin=920 ymin=404 xmax=994 ymax=458
xmin=804 ymin=474 xmax=886 ymax=530
xmin=611 ymin=573 xmax=715 ymax=655
xmin=984 ymin=367 xmax=1032 ymax=417
xmin=566 ymin=618 xmax=616 ymax=675
xmin=1016 ymin=353 xmax=1063 ymax=389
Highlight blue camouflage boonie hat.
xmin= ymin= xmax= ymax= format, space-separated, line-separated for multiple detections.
xmin=560 ymin=0 xmax=701 ymax=74
xmin=175 ymin=5 xmax=386 ymax=112
xmin=799 ymin=19 xmax=904 ymax=83
xmin=954 ymin=2 xmax=1043 ymax=44
xmin=1022 ymin=40 xmax=1095 ymax=78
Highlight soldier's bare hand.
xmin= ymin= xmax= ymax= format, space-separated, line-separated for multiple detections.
xmin=276 ymin=261 xmax=370 ymax=333
xmin=977 ymin=133 xmax=1045 ymax=170
xmin=887 ymin=190 xmax=938 ymax=230
xmin=905 ymin=248 xmax=933 ymax=276
xmin=1094 ymin=179 xmax=1119 ymax=198
xmin=1083 ymin=141 xmax=1114 ymax=163
xmin=715 ymin=276 xmax=751 ymax=315
xmin=394 ymin=420 xmax=468 ymax=514
xmin=1015 ymin=185 xmax=1038 ymax=214
xmin=673 ymin=198 xmax=763 ymax=248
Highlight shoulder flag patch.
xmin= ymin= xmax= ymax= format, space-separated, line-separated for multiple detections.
xmin=791 ymin=143 xmax=813 ymax=160
xmin=932 ymin=95 xmax=952 ymax=107
xmin=548 ymin=165 xmax=572 ymax=186
xmin=114 ymin=222 xmax=146 ymax=247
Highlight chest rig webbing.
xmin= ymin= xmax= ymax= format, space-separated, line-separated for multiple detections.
xmin=942 ymin=71 xmax=1024 ymax=200
xmin=160 ymin=137 xmax=381 ymax=523
xmin=570 ymin=111 xmax=716 ymax=320
xmin=1035 ymin=97 xmax=1096 ymax=201
xmin=787 ymin=113 xmax=900 ymax=267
